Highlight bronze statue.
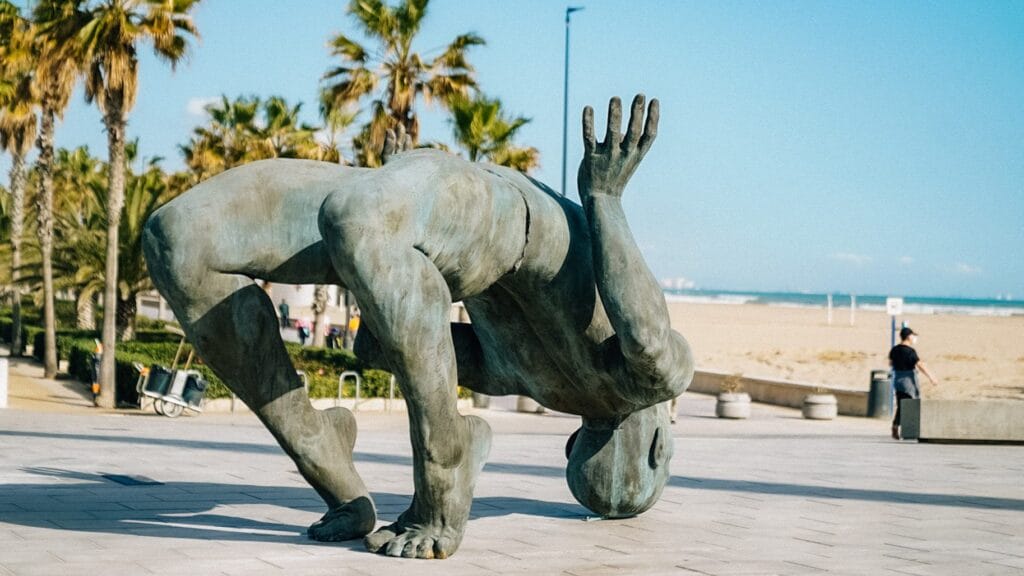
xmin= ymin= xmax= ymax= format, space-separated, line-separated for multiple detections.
xmin=143 ymin=95 xmax=693 ymax=559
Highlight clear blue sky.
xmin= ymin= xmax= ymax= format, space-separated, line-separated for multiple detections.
xmin=5 ymin=0 xmax=1023 ymax=299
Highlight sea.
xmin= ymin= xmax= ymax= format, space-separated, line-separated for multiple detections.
xmin=662 ymin=289 xmax=1024 ymax=317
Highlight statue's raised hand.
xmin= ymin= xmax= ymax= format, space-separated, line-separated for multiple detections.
xmin=578 ymin=94 xmax=658 ymax=200
xmin=381 ymin=124 xmax=414 ymax=165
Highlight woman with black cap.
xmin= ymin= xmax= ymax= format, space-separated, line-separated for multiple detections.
xmin=888 ymin=326 xmax=940 ymax=439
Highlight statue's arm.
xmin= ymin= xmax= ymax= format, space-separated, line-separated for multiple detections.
xmin=578 ymin=95 xmax=693 ymax=395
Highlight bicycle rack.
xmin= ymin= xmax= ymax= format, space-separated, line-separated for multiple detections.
xmin=386 ymin=375 xmax=396 ymax=413
xmin=339 ymin=371 xmax=362 ymax=410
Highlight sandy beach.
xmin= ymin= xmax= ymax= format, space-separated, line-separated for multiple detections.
xmin=667 ymin=301 xmax=1024 ymax=401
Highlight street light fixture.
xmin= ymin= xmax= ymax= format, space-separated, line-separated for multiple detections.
xmin=561 ymin=6 xmax=584 ymax=197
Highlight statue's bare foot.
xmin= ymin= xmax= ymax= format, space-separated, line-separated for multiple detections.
xmin=300 ymin=407 xmax=376 ymax=541
xmin=308 ymin=495 xmax=376 ymax=541
xmin=364 ymin=415 xmax=492 ymax=559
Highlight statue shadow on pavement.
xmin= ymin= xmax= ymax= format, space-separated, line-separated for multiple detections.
xmin=3 ymin=467 xmax=587 ymax=546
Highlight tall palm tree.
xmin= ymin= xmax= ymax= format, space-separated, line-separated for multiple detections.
xmin=321 ymin=0 xmax=484 ymax=167
xmin=12 ymin=0 xmax=84 ymax=377
xmin=0 ymin=1 xmax=37 ymax=356
xmin=449 ymin=93 xmax=540 ymax=173
xmin=38 ymin=0 xmax=199 ymax=407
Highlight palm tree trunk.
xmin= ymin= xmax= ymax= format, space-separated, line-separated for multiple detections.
xmin=311 ymin=284 xmax=328 ymax=348
xmin=116 ymin=293 xmax=137 ymax=342
xmin=35 ymin=106 xmax=58 ymax=377
xmin=98 ymin=103 xmax=126 ymax=409
xmin=8 ymin=153 xmax=26 ymax=356
xmin=76 ymin=290 xmax=95 ymax=330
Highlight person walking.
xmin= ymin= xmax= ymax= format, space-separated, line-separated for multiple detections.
xmin=889 ymin=326 xmax=939 ymax=439
xmin=278 ymin=299 xmax=290 ymax=329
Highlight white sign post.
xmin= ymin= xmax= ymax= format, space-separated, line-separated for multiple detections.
xmin=884 ymin=297 xmax=904 ymax=416
xmin=885 ymin=297 xmax=904 ymax=316
xmin=886 ymin=297 xmax=903 ymax=348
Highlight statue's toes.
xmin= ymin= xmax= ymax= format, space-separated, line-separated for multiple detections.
xmin=364 ymin=524 xmax=399 ymax=553
xmin=372 ymin=526 xmax=455 ymax=559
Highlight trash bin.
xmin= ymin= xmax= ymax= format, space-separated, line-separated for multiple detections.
xmin=182 ymin=373 xmax=207 ymax=411
xmin=867 ymin=369 xmax=891 ymax=418
xmin=143 ymin=364 xmax=173 ymax=398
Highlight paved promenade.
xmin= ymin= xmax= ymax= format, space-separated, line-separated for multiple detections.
xmin=0 ymin=355 xmax=1022 ymax=575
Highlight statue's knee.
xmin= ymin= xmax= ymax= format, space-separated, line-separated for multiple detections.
xmin=143 ymin=205 xmax=213 ymax=305
xmin=143 ymin=207 xmax=187 ymax=290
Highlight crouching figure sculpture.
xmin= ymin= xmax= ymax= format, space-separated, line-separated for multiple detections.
xmin=142 ymin=95 xmax=693 ymax=559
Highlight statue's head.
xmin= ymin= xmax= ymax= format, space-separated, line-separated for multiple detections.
xmin=564 ymin=403 xmax=674 ymax=518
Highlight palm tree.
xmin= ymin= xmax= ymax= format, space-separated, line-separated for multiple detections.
xmin=38 ymin=0 xmax=199 ymax=407
xmin=0 ymin=1 xmax=37 ymax=356
xmin=9 ymin=0 xmax=85 ymax=377
xmin=182 ymin=95 xmax=326 ymax=181
xmin=449 ymin=93 xmax=540 ymax=173
xmin=252 ymin=96 xmax=319 ymax=160
xmin=321 ymin=0 xmax=484 ymax=167
xmin=49 ymin=144 xmax=178 ymax=340
xmin=181 ymin=94 xmax=260 ymax=180
xmin=316 ymin=104 xmax=358 ymax=164
xmin=50 ymin=146 xmax=105 ymax=329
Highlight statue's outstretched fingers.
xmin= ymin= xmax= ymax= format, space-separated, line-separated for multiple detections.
xmin=582 ymin=105 xmax=596 ymax=153
xmin=401 ymin=131 xmax=413 ymax=152
xmin=605 ymin=96 xmax=622 ymax=149
xmin=638 ymin=98 xmax=660 ymax=155
xmin=623 ymin=94 xmax=646 ymax=150
xmin=382 ymin=129 xmax=397 ymax=163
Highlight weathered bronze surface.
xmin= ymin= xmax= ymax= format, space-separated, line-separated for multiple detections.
xmin=143 ymin=95 xmax=693 ymax=559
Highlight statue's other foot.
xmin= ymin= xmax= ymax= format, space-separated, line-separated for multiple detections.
xmin=364 ymin=415 xmax=492 ymax=559
xmin=293 ymin=406 xmax=375 ymax=540
xmin=307 ymin=496 xmax=376 ymax=541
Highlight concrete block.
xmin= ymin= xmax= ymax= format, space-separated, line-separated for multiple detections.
xmin=690 ymin=370 xmax=868 ymax=416
xmin=900 ymin=399 xmax=1024 ymax=443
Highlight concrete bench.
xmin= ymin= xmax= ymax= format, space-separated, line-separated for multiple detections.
xmin=900 ymin=399 xmax=1024 ymax=443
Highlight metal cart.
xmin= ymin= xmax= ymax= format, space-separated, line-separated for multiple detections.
xmin=135 ymin=331 xmax=208 ymax=418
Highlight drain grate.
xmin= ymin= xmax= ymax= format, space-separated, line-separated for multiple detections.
xmin=102 ymin=474 xmax=163 ymax=486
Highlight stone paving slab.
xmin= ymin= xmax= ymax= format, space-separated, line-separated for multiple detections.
xmin=1 ymin=384 xmax=1022 ymax=575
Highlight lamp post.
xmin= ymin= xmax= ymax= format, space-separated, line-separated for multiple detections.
xmin=561 ymin=6 xmax=584 ymax=197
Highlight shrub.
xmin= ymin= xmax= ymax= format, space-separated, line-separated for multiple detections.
xmin=46 ymin=329 xmax=472 ymax=407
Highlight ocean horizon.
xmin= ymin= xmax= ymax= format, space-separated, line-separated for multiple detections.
xmin=662 ymin=289 xmax=1024 ymax=317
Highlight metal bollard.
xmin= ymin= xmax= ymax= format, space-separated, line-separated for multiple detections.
xmin=867 ymin=369 xmax=892 ymax=418
xmin=0 ymin=358 xmax=8 ymax=409
xmin=387 ymin=375 xmax=396 ymax=413
xmin=339 ymin=371 xmax=362 ymax=410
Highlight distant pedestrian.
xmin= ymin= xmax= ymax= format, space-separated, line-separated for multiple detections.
xmin=278 ymin=299 xmax=290 ymax=328
xmin=297 ymin=319 xmax=310 ymax=346
xmin=327 ymin=326 xmax=341 ymax=349
xmin=889 ymin=327 xmax=939 ymax=439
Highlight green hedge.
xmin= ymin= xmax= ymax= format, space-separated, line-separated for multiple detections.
xmin=30 ymin=328 xmax=182 ymax=365
xmin=61 ymin=334 xmax=441 ymax=404
xmin=9 ymin=315 xmax=470 ymax=406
